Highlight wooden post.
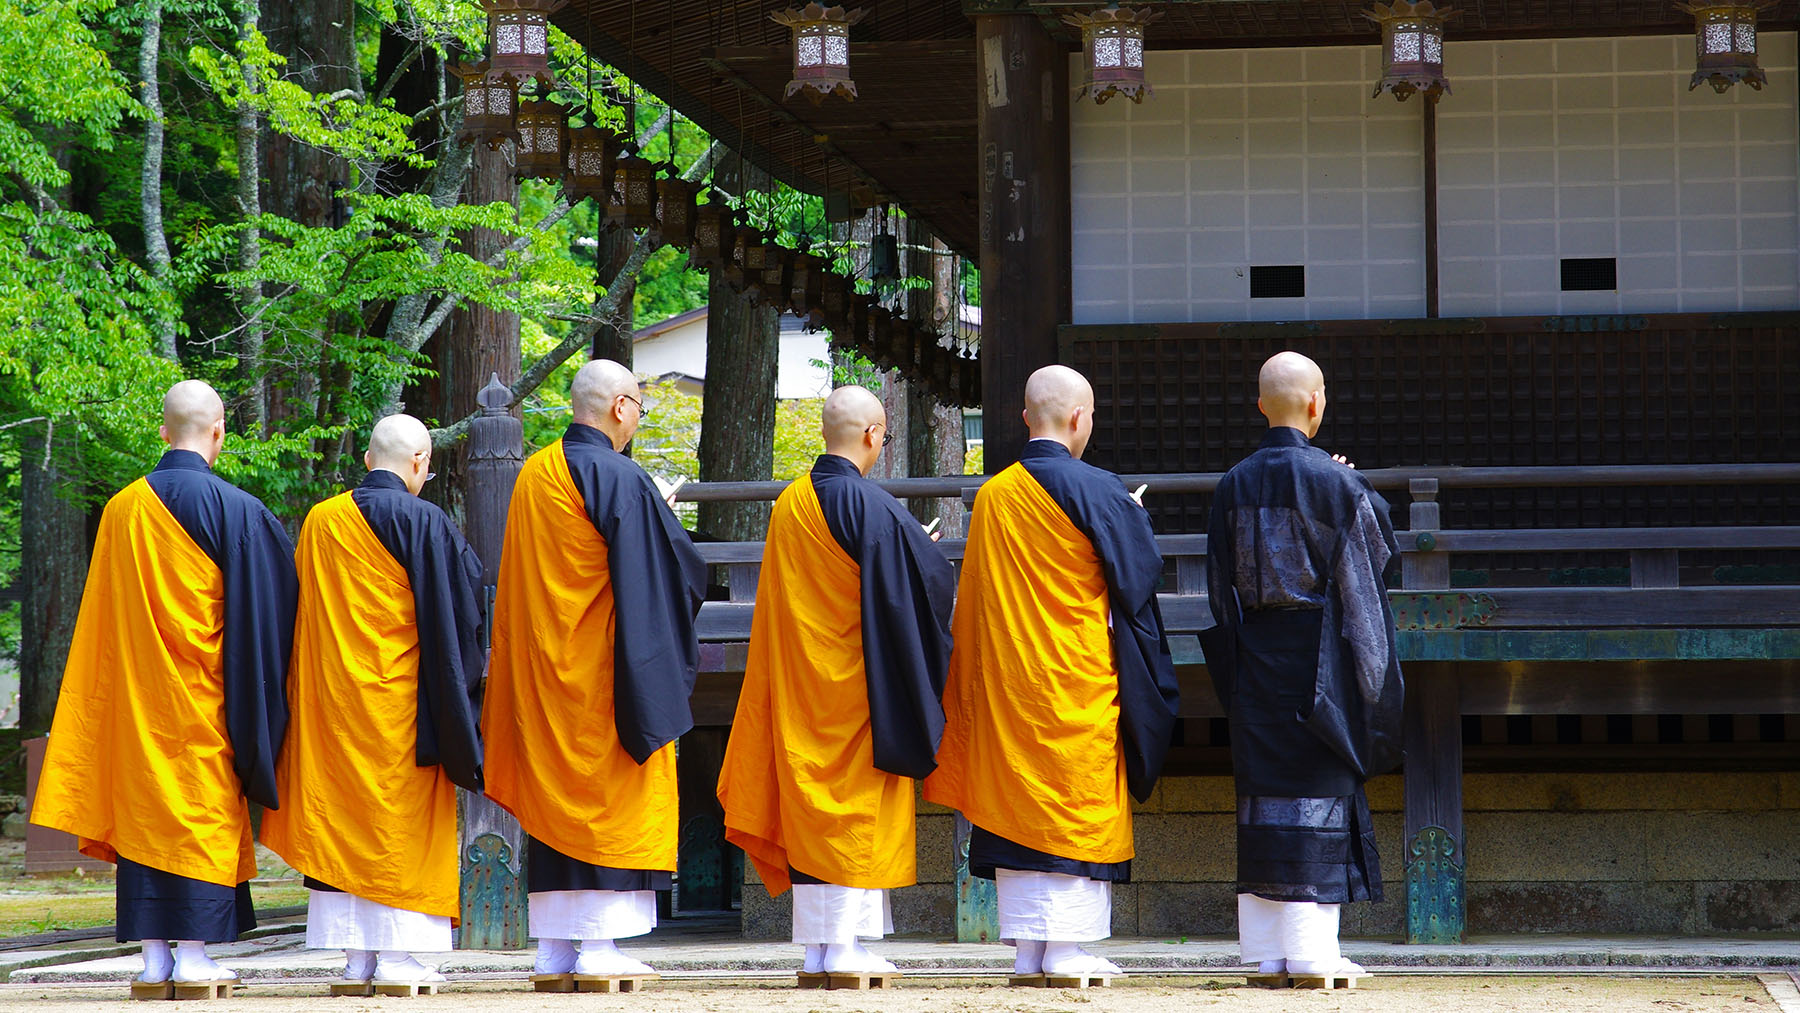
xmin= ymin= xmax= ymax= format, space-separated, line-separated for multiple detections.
xmin=971 ymin=3 xmax=1070 ymax=474
xmin=1400 ymin=480 xmax=1464 ymax=942
xmin=459 ymin=374 xmax=527 ymax=949
xmin=1423 ymin=100 xmax=1439 ymax=319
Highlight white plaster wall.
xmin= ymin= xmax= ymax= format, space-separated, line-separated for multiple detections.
xmin=1070 ymin=46 xmax=1427 ymax=324
xmin=632 ymin=313 xmax=830 ymax=399
xmin=1435 ymin=34 xmax=1798 ymax=316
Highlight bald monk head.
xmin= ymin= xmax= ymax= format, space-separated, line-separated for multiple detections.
xmin=1257 ymin=351 xmax=1327 ymax=438
xmin=570 ymin=358 xmax=644 ymax=450
xmin=1022 ymin=364 xmax=1096 ymax=460
xmin=821 ymin=384 xmax=888 ymax=476
xmin=365 ymin=414 xmax=434 ymax=495
xmin=160 ymin=380 xmax=227 ymax=466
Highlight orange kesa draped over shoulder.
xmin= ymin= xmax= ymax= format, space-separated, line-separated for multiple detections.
xmin=31 ymin=479 xmax=256 ymax=887
xmin=480 ymin=439 xmax=677 ymax=871
xmin=261 ymin=492 xmax=461 ymax=919
xmin=923 ymin=462 xmax=1133 ymax=864
xmin=717 ymin=474 xmax=918 ymax=895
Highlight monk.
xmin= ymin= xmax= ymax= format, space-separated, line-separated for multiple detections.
xmin=262 ymin=414 xmax=485 ymax=988
xmin=482 ymin=358 xmax=706 ymax=979
xmin=925 ymin=365 xmax=1180 ymax=979
xmin=718 ymin=385 xmax=954 ymax=979
xmin=1202 ymin=351 xmax=1404 ymax=986
xmin=32 ymin=380 xmax=297 ymax=990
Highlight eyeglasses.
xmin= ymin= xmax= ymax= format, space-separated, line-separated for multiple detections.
xmin=866 ymin=423 xmax=893 ymax=447
xmin=619 ymin=393 xmax=649 ymax=420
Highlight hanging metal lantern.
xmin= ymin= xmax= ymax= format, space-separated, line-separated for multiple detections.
xmin=821 ymin=270 xmax=851 ymax=323
xmin=760 ymin=243 xmax=796 ymax=306
xmin=452 ymin=63 xmax=520 ymax=149
xmin=865 ymin=304 xmax=892 ymax=366
xmin=1064 ymin=6 xmax=1160 ymax=105
xmin=607 ymin=153 xmax=659 ymax=229
xmin=654 ymin=176 xmax=701 ymax=247
xmin=770 ymin=4 xmax=868 ymax=103
xmin=482 ymin=0 xmax=564 ymax=85
xmin=789 ymin=251 xmax=827 ymax=325
xmin=1364 ymin=1 xmax=1456 ymax=102
xmin=562 ymin=124 xmax=618 ymax=203
xmin=514 ymin=98 xmax=565 ymax=181
xmin=690 ymin=195 xmax=737 ymax=270
xmin=1679 ymin=2 xmax=1773 ymax=92
xmin=869 ymin=219 xmax=899 ymax=283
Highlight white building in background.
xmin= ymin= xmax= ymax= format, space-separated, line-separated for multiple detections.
xmin=631 ymin=306 xmax=832 ymax=399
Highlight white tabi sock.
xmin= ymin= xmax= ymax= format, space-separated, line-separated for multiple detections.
xmin=1012 ymin=939 xmax=1046 ymax=975
xmin=573 ymin=939 xmax=654 ymax=977
xmin=534 ymin=938 xmax=577 ymax=975
xmin=138 ymin=939 xmax=173 ymax=984
xmin=1041 ymin=941 xmax=1121 ymax=976
xmin=821 ymin=940 xmax=894 ymax=975
xmin=343 ymin=948 xmax=376 ymax=981
xmin=373 ymin=951 xmax=446 ymax=983
xmin=1289 ymin=957 xmax=1366 ymax=977
xmin=171 ymin=940 xmax=237 ymax=984
xmin=802 ymin=944 xmax=825 ymax=974
xmin=1258 ymin=959 xmax=1287 ymax=975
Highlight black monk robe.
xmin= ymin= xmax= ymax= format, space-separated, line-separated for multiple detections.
xmin=718 ymin=453 xmax=955 ymax=894
xmin=262 ymin=470 xmax=485 ymax=920
xmin=483 ymin=422 xmax=707 ymax=893
xmin=1200 ymin=425 xmax=1404 ymax=904
xmin=33 ymin=449 xmax=297 ymax=943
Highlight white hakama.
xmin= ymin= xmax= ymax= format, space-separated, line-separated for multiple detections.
xmin=995 ymin=870 xmax=1112 ymax=942
xmin=305 ymin=890 xmax=452 ymax=952
xmin=790 ymin=885 xmax=892 ymax=944
xmin=528 ymin=890 xmax=657 ymax=941
xmin=1237 ymin=893 xmax=1341 ymax=965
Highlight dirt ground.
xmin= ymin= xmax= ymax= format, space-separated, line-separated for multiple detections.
xmin=0 ymin=975 xmax=1782 ymax=1012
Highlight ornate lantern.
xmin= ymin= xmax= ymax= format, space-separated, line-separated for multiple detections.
xmin=1364 ymin=1 xmax=1456 ymax=102
xmin=865 ymin=304 xmax=892 ymax=366
xmin=820 ymin=270 xmax=851 ymax=331
xmin=760 ymin=239 xmax=794 ymax=300
xmin=1064 ymin=6 xmax=1160 ymax=105
xmin=452 ymin=63 xmax=519 ymax=149
xmin=514 ymin=99 xmax=565 ymax=180
xmin=690 ymin=195 xmax=737 ymax=270
xmin=482 ymin=0 xmax=564 ymax=85
xmin=770 ymin=4 xmax=868 ymax=103
xmin=789 ymin=251 xmax=827 ymax=326
xmin=562 ymin=124 xmax=618 ymax=203
xmin=654 ymin=176 xmax=701 ymax=247
xmin=607 ymin=153 xmax=659 ymax=229
xmin=1679 ymin=2 xmax=1774 ymax=92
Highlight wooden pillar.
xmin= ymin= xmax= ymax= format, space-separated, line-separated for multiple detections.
xmin=1400 ymin=477 xmax=1464 ymax=943
xmin=1423 ymin=100 xmax=1440 ymax=319
xmin=971 ymin=4 xmax=1070 ymax=474
xmin=458 ymin=375 xmax=528 ymax=949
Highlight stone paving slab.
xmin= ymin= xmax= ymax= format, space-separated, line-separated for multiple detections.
xmin=9 ymin=931 xmax=1800 ymax=983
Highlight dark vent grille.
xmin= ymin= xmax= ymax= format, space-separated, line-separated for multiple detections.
xmin=1250 ymin=264 xmax=1305 ymax=299
xmin=1561 ymin=257 xmax=1617 ymax=291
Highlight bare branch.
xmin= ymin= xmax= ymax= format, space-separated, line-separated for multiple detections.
xmin=377 ymin=43 xmax=422 ymax=103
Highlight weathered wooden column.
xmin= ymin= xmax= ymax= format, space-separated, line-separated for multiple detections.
xmin=1401 ymin=477 xmax=1465 ymax=943
xmin=970 ymin=1 xmax=1071 ymax=474
xmin=458 ymin=374 xmax=527 ymax=948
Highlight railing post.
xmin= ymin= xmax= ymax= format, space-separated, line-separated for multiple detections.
xmin=460 ymin=374 xmax=527 ymax=949
xmin=1403 ymin=477 xmax=1449 ymax=590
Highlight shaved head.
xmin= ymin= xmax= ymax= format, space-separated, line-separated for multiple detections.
xmin=822 ymin=385 xmax=887 ymax=475
xmin=1022 ymin=365 xmax=1097 ymax=458
xmin=160 ymin=380 xmax=227 ymax=465
xmin=162 ymin=380 xmax=224 ymax=442
xmin=570 ymin=358 xmax=643 ymax=448
xmin=1257 ymin=351 xmax=1327 ymax=436
xmin=366 ymin=414 xmax=430 ymax=471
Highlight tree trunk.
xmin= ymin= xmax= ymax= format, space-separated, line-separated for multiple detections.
xmin=235 ymin=0 xmax=264 ymax=429
xmin=434 ymin=140 xmax=520 ymax=527
xmin=907 ymin=227 xmax=966 ymax=534
xmin=18 ymin=429 xmax=87 ymax=738
xmin=695 ymin=270 xmax=777 ymax=543
xmin=139 ymin=0 xmax=175 ymax=360
xmin=589 ymin=225 xmax=636 ymax=365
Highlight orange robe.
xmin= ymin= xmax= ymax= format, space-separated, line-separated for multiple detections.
xmin=262 ymin=487 xmax=481 ymax=920
xmin=33 ymin=465 xmax=295 ymax=889
xmin=924 ymin=462 xmax=1135 ymax=864
xmin=481 ymin=426 xmax=704 ymax=874
xmin=717 ymin=462 xmax=953 ymax=894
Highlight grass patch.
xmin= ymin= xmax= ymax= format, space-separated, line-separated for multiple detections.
xmin=0 ymin=878 xmax=309 ymax=938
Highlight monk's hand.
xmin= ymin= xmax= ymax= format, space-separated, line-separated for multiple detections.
xmin=661 ymin=475 xmax=687 ymax=508
xmin=1331 ymin=453 xmax=1356 ymax=470
xmin=923 ymin=517 xmax=942 ymax=542
xmin=1129 ymin=483 xmax=1148 ymax=507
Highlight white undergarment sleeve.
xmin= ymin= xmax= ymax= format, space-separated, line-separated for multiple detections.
xmin=995 ymin=870 xmax=1112 ymax=942
xmin=305 ymin=890 xmax=452 ymax=952
xmin=527 ymin=890 xmax=657 ymax=941
xmin=1236 ymin=893 xmax=1341 ymax=964
xmin=790 ymin=884 xmax=892 ymax=944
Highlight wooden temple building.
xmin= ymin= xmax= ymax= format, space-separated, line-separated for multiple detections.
xmin=543 ymin=0 xmax=1800 ymax=943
